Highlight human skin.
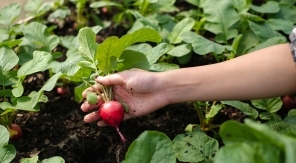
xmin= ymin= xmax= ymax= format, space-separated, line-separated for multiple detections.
xmin=81 ymin=43 xmax=296 ymax=126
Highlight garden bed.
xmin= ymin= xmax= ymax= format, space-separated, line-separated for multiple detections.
xmin=1 ymin=0 xmax=296 ymax=163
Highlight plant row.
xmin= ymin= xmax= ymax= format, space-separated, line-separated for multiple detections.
xmin=1 ymin=0 xmax=296 ymax=162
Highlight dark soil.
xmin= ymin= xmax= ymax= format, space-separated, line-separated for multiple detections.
xmin=9 ymin=1 xmax=250 ymax=163
xmin=11 ymin=87 xmax=245 ymax=163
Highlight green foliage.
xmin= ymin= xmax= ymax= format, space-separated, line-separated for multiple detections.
xmin=0 ymin=125 xmax=16 ymax=163
xmin=173 ymin=132 xmax=219 ymax=162
xmin=216 ymin=119 xmax=296 ymax=163
xmin=1 ymin=0 xmax=296 ymax=162
xmin=20 ymin=156 xmax=65 ymax=163
xmin=123 ymin=131 xmax=176 ymax=163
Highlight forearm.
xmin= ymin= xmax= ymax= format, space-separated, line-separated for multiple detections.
xmin=161 ymin=43 xmax=296 ymax=104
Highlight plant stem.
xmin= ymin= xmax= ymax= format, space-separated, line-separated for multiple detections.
xmin=194 ymin=104 xmax=205 ymax=128
xmin=83 ymin=80 xmax=108 ymax=102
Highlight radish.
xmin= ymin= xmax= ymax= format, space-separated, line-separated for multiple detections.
xmin=282 ymin=95 xmax=296 ymax=111
xmin=9 ymin=124 xmax=23 ymax=141
xmin=57 ymin=86 xmax=70 ymax=95
xmin=98 ymin=101 xmax=127 ymax=142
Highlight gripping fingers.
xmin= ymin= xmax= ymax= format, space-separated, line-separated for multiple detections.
xmin=84 ymin=111 xmax=100 ymax=123
xmin=81 ymin=96 xmax=104 ymax=112
xmin=82 ymin=84 xmax=101 ymax=98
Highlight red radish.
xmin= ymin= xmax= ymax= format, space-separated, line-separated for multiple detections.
xmin=57 ymin=86 xmax=70 ymax=95
xmin=282 ymin=95 xmax=296 ymax=111
xmin=101 ymin=7 xmax=108 ymax=13
xmin=9 ymin=124 xmax=23 ymax=141
xmin=98 ymin=101 xmax=126 ymax=142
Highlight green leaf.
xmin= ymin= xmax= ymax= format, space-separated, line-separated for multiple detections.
xmin=12 ymin=79 xmax=24 ymax=98
xmin=48 ymin=8 xmax=71 ymax=20
xmin=221 ymin=101 xmax=258 ymax=119
xmin=248 ymin=21 xmax=284 ymax=42
xmin=206 ymin=104 xmax=223 ymax=120
xmin=77 ymin=61 xmax=97 ymax=72
xmin=60 ymin=36 xmax=79 ymax=50
xmin=270 ymin=3 xmax=296 ymax=23
xmin=173 ymin=132 xmax=219 ymax=162
xmin=96 ymin=36 xmax=121 ymax=74
xmin=0 ymin=125 xmax=10 ymax=146
xmin=24 ymin=0 xmax=43 ymax=11
xmin=0 ymin=40 xmax=23 ymax=48
xmin=203 ymin=0 xmax=240 ymax=43
xmin=188 ymin=33 xmax=229 ymax=55
xmin=236 ymin=30 xmax=259 ymax=56
xmin=251 ymin=97 xmax=282 ymax=113
xmin=259 ymin=112 xmax=282 ymax=121
xmin=231 ymin=0 xmax=251 ymax=13
xmin=0 ymin=94 xmax=41 ymax=112
xmin=266 ymin=120 xmax=296 ymax=135
xmin=220 ymin=119 xmax=296 ymax=162
xmin=146 ymin=43 xmax=173 ymax=65
xmin=127 ymin=43 xmax=152 ymax=55
xmin=168 ymin=17 xmax=195 ymax=44
xmin=0 ymin=28 xmax=9 ymax=42
xmin=0 ymin=3 xmax=20 ymax=26
xmin=78 ymin=27 xmax=98 ymax=62
xmin=284 ymin=116 xmax=296 ymax=125
xmin=120 ymin=28 xmax=162 ymax=50
xmin=116 ymin=50 xmax=150 ymax=71
xmin=74 ymin=83 xmax=88 ymax=102
xmin=17 ymin=51 xmax=53 ymax=77
xmin=31 ymin=72 xmax=63 ymax=107
xmin=0 ymin=46 xmax=19 ymax=72
xmin=20 ymin=156 xmax=39 ymax=163
xmin=123 ymin=131 xmax=175 ymax=163
xmin=23 ymin=22 xmax=59 ymax=52
xmin=0 ymin=71 xmax=17 ymax=87
xmin=251 ymin=1 xmax=280 ymax=13
xmin=167 ymin=44 xmax=191 ymax=57
xmin=214 ymin=142 xmax=282 ymax=163
xmin=149 ymin=63 xmax=179 ymax=72
xmin=288 ymin=109 xmax=296 ymax=116
xmin=240 ymin=13 xmax=265 ymax=22
xmin=90 ymin=1 xmax=123 ymax=8
xmin=49 ymin=52 xmax=82 ymax=76
xmin=0 ymin=143 xmax=16 ymax=163
xmin=248 ymin=37 xmax=287 ymax=53
xmin=41 ymin=156 xmax=65 ymax=163
xmin=267 ymin=19 xmax=294 ymax=35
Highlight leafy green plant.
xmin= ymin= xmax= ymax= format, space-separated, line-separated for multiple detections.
xmin=221 ymin=97 xmax=296 ymax=135
xmin=185 ymin=101 xmax=222 ymax=134
xmin=122 ymin=130 xmax=219 ymax=163
xmin=20 ymin=156 xmax=65 ymax=163
xmin=90 ymin=0 xmax=178 ymax=29
xmin=215 ymin=119 xmax=296 ymax=163
xmin=0 ymin=125 xmax=16 ymax=163
xmin=73 ymin=27 xmax=164 ymax=102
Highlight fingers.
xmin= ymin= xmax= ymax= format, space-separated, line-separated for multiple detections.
xmin=96 ymin=73 xmax=124 ymax=86
xmin=84 ymin=111 xmax=100 ymax=123
xmin=82 ymin=84 xmax=101 ymax=98
xmin=81 ymin=93 xmax=104 ymax=112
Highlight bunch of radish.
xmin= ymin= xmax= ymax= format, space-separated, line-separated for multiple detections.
xmin=86 ymin=84 xmax=127 ymax=142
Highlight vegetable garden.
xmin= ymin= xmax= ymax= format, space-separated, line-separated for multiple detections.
xmin=1 ymin=0 xmax=296 ymax=163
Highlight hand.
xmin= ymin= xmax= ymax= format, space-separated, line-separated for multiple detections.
xmin=80 ymin=69 xmax=169 ymax=126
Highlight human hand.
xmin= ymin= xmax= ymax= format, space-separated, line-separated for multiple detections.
xmin=80 ymin=69 xmax=169 ymax=126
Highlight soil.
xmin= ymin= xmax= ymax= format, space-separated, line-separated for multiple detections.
xmin=8 ymin=1 xmax=254 ymax=163
xmin=11 ymin=86 xmax=245 ymax=163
